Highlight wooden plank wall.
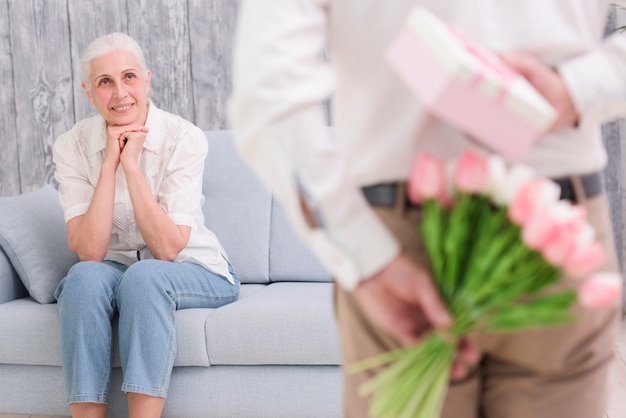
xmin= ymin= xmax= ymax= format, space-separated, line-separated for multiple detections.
xmin=0 ymin=0 xmax=238 ymax=196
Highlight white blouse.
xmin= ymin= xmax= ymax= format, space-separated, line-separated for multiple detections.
xmin=53 ymin=102 xmax=234 ymax=284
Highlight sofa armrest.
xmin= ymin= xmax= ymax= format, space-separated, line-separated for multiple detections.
xmin=0 ymin=245 xmax=27 ymax=304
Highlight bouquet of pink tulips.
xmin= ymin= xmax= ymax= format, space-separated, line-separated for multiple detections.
xmin=350 ymin=150 xmax=622 ymax=418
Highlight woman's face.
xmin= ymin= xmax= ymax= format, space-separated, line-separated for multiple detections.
xmin=82 ymin=48 xmax=151 ymax=127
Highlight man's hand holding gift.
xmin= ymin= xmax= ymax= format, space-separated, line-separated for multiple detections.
xmin=499 ymin=52 xmax=580 ymax=130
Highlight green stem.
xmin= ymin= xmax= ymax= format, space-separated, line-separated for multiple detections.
xmin=421 ymin=199 xmax=446 ymax=285
xmin=441 ymin=193 xmax=473 ymax=300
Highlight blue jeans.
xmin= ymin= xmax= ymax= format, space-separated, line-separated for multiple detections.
xmin=54 ymin=259 xmax=239 ymax=404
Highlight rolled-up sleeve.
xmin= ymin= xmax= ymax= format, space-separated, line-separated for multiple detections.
xmin=559 ymin=31 xmax=626 ymax=127
xmin=53 ymin=131 xmax=94 ymax=223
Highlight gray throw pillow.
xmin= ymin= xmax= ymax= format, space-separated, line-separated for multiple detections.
xmin=0 ymin=185 xmax=78 ymax=303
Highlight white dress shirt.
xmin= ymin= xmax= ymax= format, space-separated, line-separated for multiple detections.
xmin=228 ymin=0 xmax=626 ymax=290
xmin=54 ymin=102 xmax=234 ymax=284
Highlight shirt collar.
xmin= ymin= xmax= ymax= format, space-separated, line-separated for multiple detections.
xmin=143 ymin=100 xmax=163 ymax=153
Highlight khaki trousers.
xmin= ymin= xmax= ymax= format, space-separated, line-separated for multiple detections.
xmin=335 ymin=187 xmax=620 ymax=418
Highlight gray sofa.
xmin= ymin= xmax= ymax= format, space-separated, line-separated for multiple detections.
xmin=0 ymin=130 xmax=342 ymax=417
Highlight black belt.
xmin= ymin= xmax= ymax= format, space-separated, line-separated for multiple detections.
xmin=363 ymin=171 xmax=604 ymax=207
xmin=553 ymin=171 xmax=604 ymax=203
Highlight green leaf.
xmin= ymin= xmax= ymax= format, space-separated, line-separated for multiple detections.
xmin=421 ymin=200 xmax=446 ymax=285
xmin=486 ymin=291 xmax=578 ymax=331
xmin=441 ymin=193 xmax=480 ymax=300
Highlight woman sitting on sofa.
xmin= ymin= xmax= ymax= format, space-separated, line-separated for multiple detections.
xmin=52 ymin=32 xmax=239 ymax=418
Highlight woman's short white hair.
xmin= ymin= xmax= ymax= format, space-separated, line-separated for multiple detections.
xmin=80 ymin=32 xmax=148 ymax=87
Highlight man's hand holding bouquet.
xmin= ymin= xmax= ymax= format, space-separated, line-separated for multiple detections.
xmin=351 ymin=150 xmax=622 ymax=418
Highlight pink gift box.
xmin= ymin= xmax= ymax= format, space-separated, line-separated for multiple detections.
xmin=387 ymin=6 xmax=556 ymax=160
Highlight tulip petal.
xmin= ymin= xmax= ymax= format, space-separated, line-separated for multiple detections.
xmin=578 ymin=272 xmax=623 ymax=310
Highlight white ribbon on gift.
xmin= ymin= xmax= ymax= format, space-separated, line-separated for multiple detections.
xmin=403 ymin=7 xmax=556 ymax=131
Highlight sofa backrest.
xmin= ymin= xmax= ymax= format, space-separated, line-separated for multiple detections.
xmin=202 ymin=130 xmax=330 ymax=284
xmin=0 ymin=130 xmax=331 ymax=304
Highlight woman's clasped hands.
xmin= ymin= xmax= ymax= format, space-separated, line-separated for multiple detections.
xmin=104 ymin=123 xmax=149 ymax=168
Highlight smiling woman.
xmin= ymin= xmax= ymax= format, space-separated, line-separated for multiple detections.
xmin=80 ymin=36 xmax=151 ymax=129
xmin=51 ymin=33 xmax=240 ymax=418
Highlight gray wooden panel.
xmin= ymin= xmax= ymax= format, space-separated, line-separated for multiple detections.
xmin=605 ymin=5 xmax=626 ymax=313
xmin=9 ymin=0 xmax=74 ymax=192
xmin=67 ymin=0 xmax=129 ymax=122
xmin=189 ymin=0 xmax=239 ymax=130
xmin=0 ymin=0 xmax=20 ymax=196
xmin=620 ymin=119 xmax=626 ymax=312
xmin=603 ymin=121 xmax=622 ymax=271
xmin=128 ymin=0 xmax=194 ymax=122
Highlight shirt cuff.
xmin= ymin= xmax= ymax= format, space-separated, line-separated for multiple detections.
xmin=168 ymin=213 xmax=196 ymax=228
xmin=63 ymin=203 xmax=90 ymax=223
xmin=309 ymin=207 xmax=401 ymax=291
xmin=558 ymin=45 xmax=626 ymax=125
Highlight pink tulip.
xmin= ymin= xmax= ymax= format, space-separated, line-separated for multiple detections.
xmin=407 ymin=153 xmax=447 ymax=204
xmin=563 ymin=241 xmax=605 ymax=279
xmin=521 ymin=201 xmax=587 ymax=263
xmin=508 ymin=179 xmax=560 ymax=225
xmin=578 ymin=272 xmax=623 ymax=310
xmin=541 ymin=219 xmax=584 ymax=267
xmin=520 ymin=205 xmax=554 ymax=251
xmin=538 ymin=205 xmax=587 ymax=267
xmin=453 ymin=150 xmax=489 ymax=193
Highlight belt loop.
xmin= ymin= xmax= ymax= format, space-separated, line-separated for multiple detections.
xmin=396 ymin=181 xmax=408 ymax=215
xmin=569 ymin=175 xmax=587 ymax=206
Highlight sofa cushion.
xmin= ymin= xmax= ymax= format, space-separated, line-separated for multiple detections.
xmin=0 ymin=298 xmax=61 ymax=366
xmin=203 ymin=131 xmax=272 ymax=284
xmin=205 ymin=282 xmax=341 ymax=366
xmin=0 ymin=298 xmax=218 ymax=367
xmin=0 ymin=284 xmax=268 ymax=367
xmin=0 ymin=186 xmax=78 ymax=304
